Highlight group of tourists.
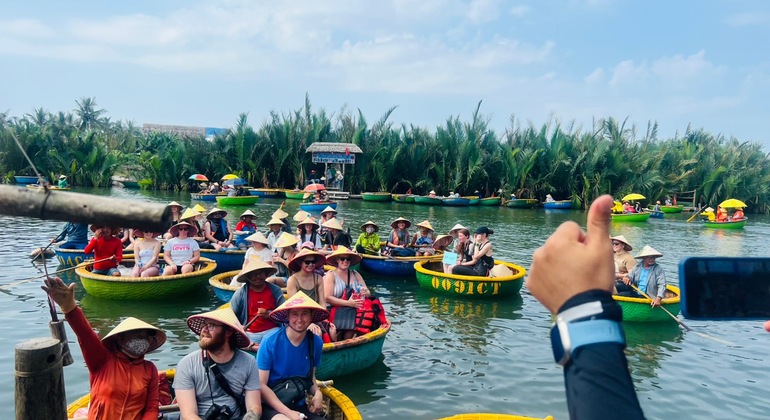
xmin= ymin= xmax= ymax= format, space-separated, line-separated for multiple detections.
xmin=610 ymin=234 xmax=668 ymax=306
xmin=701 ymin=205 xmax=746 ymax=222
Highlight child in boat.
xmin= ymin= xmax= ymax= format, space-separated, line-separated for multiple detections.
xmin=131 ymin=230 xmax=161 ymax=277
xmin=243 ymin=231 xmax=273 ymax=269
xmin=411 ymin=220 xmax=436 ymax=256
xmin=84 ymin=225 xmax=123 ymax=276
xmin=234 ymin=209 xmax=258 ymax=250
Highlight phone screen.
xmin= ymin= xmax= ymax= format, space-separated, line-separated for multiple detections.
xmin=680 ymin=257 xmax=770 ymax=319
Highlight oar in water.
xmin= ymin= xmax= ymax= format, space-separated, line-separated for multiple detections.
xmin=629 ymin=284 xmax=732 ymax=345
xmin=686 ymin=205 xmax=704 ymax=223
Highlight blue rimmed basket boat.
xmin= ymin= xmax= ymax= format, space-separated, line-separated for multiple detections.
xmin=359 ymin=253 xmax=442 ymax=277
xmin=543 ymin=200 xmax=574 ymax=209
xmin=190 ymin=192 xmax=226 ymax=201
xmin=54 ymin=248 xmax=93 ymax=267
xmin=200 ymin=249 xmax=246 ymax=274
xmin=442 ymin=197 xmax=471 ymax=206
xmin=249 ymin=188 xmax=284 ymax=198
xmin=14 ymin=175 xmax=40 ymax=185
xmin=300 ymin=201 xmax=338 ymax=212
xmin=209 ymin=269 xmax=241 ymax=302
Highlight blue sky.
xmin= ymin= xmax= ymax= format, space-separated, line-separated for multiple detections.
xmin=2 ymin=1 xmax=769 ymax=148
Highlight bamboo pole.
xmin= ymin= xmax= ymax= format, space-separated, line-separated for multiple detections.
xmin=0 ymin=185 xmax=173 ymax=232
xmin=15 ymin=337 xmax=67 ymax=420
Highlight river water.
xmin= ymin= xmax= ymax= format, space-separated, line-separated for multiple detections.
xmin=1 ymin=188 xmax=768 ymax=419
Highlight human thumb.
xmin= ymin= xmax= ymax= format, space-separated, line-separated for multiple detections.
xmin=586 ymin=195 xmax=613 ymax=249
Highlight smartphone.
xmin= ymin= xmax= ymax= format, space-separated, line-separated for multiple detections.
xmin=679 ymin=257 xmax=770 ymax=320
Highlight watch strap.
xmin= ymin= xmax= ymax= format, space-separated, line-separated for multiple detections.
xmin=568 ymin=319 xmax=625 ymax=353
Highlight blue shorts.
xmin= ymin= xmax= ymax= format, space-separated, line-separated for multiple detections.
xmin=92 ymin=268 xmax=120 ymax=276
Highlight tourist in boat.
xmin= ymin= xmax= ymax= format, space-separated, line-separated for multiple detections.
xmin=272 ymin=207 xmax=292 ymax=234
xmin=386 ymin=217 xmax=415 ymax=257
xmin=633 ymin=201 xmax=642 ymax=213
xmin=410 ymin=220 xmax=436 ymax=256
xmin=257 ymin=292 xmax=327 ymax=420
xmin=131 ymin=230 xmax=161 ymax=278
xmin=180 ymin=207 xmax=210 ymax=248
xmin=287 ymin=249 xmax=327 ymax=341
xmin=203 ymin=207 xmax=234 ymax=250
xmin=85 ymin=225 xmax=123 ymax=276
xmin=320 ymin=217 xmax=351 ymax=253
xmin=175 ymin=308 xmax=261 ymax=420
xmin=162 ymin=221 xmax=201 ymax=276
xmin=428 ymin=190 xmax=437 ymax=198
xmin=716 ymin=205 xmax=728 ymax=222
xmin=118 ymin=227 xmax=134 ymax=249
xmin=234 ymin=209 xmax=258 ymax=250
xmin=317 ymin=206 xmax=339 ymax=236
xmin=206 ymin=181 xmax=221 ymax=193
xmin=268 ymin=232 xmax=299 ymax=287
xmin=610 ymin=235 xmax=635 ymax=287
xmin=665 ymin=197 xmax=672 ymax=205
xmin=445 ymin=227 xmax=472 ymax=274
xmin=652 ymin=201 xmax=662 ymax=212
xmin=231 ymin=260 xmax=285 ymax=348
xmin=733 ymin=207 xmax=746 ymax=220
xmin=451 ymin=227 xmax=495 ymax=276
xmin=243 ymin=231 xmax=274 ymax=268
xmin=619 ymin=245 xmax=667 ymax=306
xmin=265 ymin=217 xmax=285 ymax=251
xmin=297 ymin=217 xmax=323 ymax=250
xmin=355 ymin=220 xmax=381 ymax=255
xmin=51 ymin=221 xmax=89 ymax=249
xmin=324 ymin=246 xmax=369 ymax=340
xmin=700 ymin=206 xmax=715 ymax=221
xmin=57 ymin=174 xmax=68 ymax=188
xmin=622 ymin=201 xmax=635 ymax=213
xmin=168 ymin=201 xmax=183 ymax=224
xmin=545 ymin=194 xmax=555 ymax=202
xmin=42 ymin=276 xmax=166 ymax=420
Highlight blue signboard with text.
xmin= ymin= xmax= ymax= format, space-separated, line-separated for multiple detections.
xmin=312 ymin=152 xmax=355 ymax=164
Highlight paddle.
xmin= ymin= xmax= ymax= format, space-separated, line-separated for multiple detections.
xmin=686 ymin=205 xmax=704 ymax=223
xmin=629 ymin=284 xmax=732 ymax=345
xmin=2 ymin=257 xmax=115 ymax=290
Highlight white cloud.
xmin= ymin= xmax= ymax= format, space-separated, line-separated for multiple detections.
xmin=584 ymin=67 xmax=604 ymax=84
xmin=0 ymin=19 xmax=55 ymax=39
xmin=609 ymin=59 xmax=647 ymax=87
xmin=467 ymin=0 xmax=502 ymax=24
xmin=724 ymin=12 xmax=770 ymax=27
xmin=650 ymin=50 xmax=723 ymax=84
xmin=509 ymin=5 xmax=530 ymax=17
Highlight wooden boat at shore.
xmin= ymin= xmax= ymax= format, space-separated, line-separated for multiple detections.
xmin=414 ymin=196 xmax=443 ymax=206
xmin=393 ymin=194 xmax=415 ymax=203
xmin=477 ymin=197 xmax=501 ymax=206
xmin=359 ymin=253 xmax=442 ymax=277
xmin=613 ymin=285 xmax=681 ymax=322
xmin=507 ymin=198 xmax=538 ymax=208
xmin=74 ymin=257 xmax=217 ymax=300
xmin=215 ymin=195 xmax=259 ymax=206
xmin=284 ymin=189 xmax=306 ymax=199
xmin=300 ymin=201 xmax=338 ymax=212
xmin=362 ymin=192 xmax=392 ymax=202
xmin=68 ymin=370 xmax=362 ymax=420
xmin=542 ymin=200 xmax=573 ymax=209
xmin=439 ymin=414 xmax=554 ymax=420
xmin=248 ymin=188 xmax=284 ymax=198
xmin=414 ymin=260 xmax=526 ymax=298
xmin=611 ymin=212 xmax=651 ymax=222
xmin=703 ymin=219 xmax=746 ymax=229
xmin=442 ymin=197 xmax=471 ymax=206
xmin=190 ymin=192 xmax=226 ymax=201
xmin=200 ymin=248 xmax=246 ymax=274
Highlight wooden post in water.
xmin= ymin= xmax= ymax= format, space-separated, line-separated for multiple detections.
xmin=15 ymin=337 xmax=67 ymax=420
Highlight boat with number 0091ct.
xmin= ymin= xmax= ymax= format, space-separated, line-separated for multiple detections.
xmin=414 ymin=260 xmax=526 ymax=298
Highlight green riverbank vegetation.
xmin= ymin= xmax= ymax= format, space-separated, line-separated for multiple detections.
xmin=2 ymin=97 xmax=769 ymax=212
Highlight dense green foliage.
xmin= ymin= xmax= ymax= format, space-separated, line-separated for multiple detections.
xmin=2 ymin=97 xmax=769 ymax=212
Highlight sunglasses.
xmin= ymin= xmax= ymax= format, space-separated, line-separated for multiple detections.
xmin=178 ymin=227 xmax=190 ymax=231
xmin=338 ymin=257 xmax=351 ymax=262
xmin=612 ymin=242 xmax=621 ymax=246
xmin=302 ymin=260 xmax=316 ymax=265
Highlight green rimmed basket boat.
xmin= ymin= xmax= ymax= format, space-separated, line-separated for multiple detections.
xmin=703 ymin=219 xmax=746 ymax=229
xmin=284 ymin=189 xmax=306 ymax=199
xmin=413 ymin=196 xmax=443 ymax=205
xmin=248 ymin=188 xmax=284 ymax=198
xmin=507 ymin=198 xmax=539 ymax=208
xmin=659 ymin=205 xmax=684 ymax=213
xmin=75 ymin=257 xmax=217 ymax=300
xmin=215 ymin=195 xmax=259 ymax=206
xmin=361 ymin=192 xmax=392 ymax=202
xmin=393 ymin=194 xmax=415 ymax=203
xmin=461 ymin=196 xmax=480 ymax=205
xmin=613 ymin=285 xmax=681 ymax=322
xmin=477 ymin=197 xmax=502 ymax=206
xmin=611 ymin=212 xmax=651 ymax=222
xmin=414 ymin=260 xmax=526 ymax=298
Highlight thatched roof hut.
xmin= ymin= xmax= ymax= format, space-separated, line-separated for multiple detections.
xmin=305 ymin=142 xmax=363 ymax=154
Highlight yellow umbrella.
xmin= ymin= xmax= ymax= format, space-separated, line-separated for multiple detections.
xmin=221 ymin=174 xmax=239 ymax=180
xmin=719 ymin=198 xmax=747 ymax=208
xmin=621 ymin=193 xmax=646 ymax=201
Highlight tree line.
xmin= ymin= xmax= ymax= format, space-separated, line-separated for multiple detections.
xmin=2 ymin=96 xmax=768 ymax=213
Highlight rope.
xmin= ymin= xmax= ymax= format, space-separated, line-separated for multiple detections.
xmin=14 ymin=356 xmax=63 ymax=378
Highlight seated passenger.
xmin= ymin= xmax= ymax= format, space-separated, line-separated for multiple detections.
xmin=545 ymin=194 xmax=555 ymax=202
xmin=268 ymin=232 xmax=299 ymax=287
xmin=231 ymin=260 xmax=285 ymax=350
xmin=286 ymin=249 xmax=327 ymax=338
xmin=410 ymin=220 xmax=436 ymax=256
xmin=320 ymin=218 xmax=350 ymax=253
xmin=716 ymin=206 xmax=728 ymax=222
xmin=203 ymin=207 xmax=233 ymax=250
xmin=297 ymin=217 xmax=323 ymax=250
xmin=234 ymin=210 xmax=258 ymax=250
xmin=355 ymin=221 xmax=381 ymax=255
xmin=85 ymin=225 xmax=123 ymax=276
xmin=162 ymin=222 xmax=200 ymax=276
xmin=51 ymin=221 xmax=89 ymax=250
xmin=265 ymin=217 xmax=285 ymax=251
xmin=452 ymin=227 xmax=494 ymax=277
xmin=131 ymin=230 xmax=161 ymax=277
xmin=243 ymin=231 xmax=273 ymax=268
xmin=386 ymin=217 xmax=415 ymax=257
xmin=323 ymin=246 xmax=369 ymax=340
xmin=733 ymin=208 xmax=745 ymax=220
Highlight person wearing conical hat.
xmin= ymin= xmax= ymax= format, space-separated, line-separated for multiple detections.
xmin=234 ymin=209 xmax=258 ymax=250
xmin=51 ymin=220 xmax=89 ymax=250
xmin=355 ymin=221 xmax=381 ymax=255
xmin=611 ymin=235 xmax=636 ymax=285
xmin=258 ymin=292 xmax=328 ymax=418
xmin=286 ymin=248 xmax=327 ymax=312
xmin=175 ymin=307 xmax=262 ymax=419
xmin=620 ymin=245 xmax=667 ymax=306
xmin=230 ymin=260 xmax=284 ymax=348
xmin=268 ymin=232 xmax=300 ymax=287
xmin=85 ymin=224 xmax=123 ymax=276
xmin=323 ymin=246 xmax=369 ymax=341
xmin=204 ymin=207 xmax=233 ymax=251
xmin=385 ymin=217 xmax=415 ymax=257
xmin=162 ymin=221 xmax=201 ymax=276
xmin=320 ymin=217 xmax=351 ymax=254
xmin=265 ymin=217 xmax=285 ymax=251
xmin=57 ymin=174 xmax=68 ymax=188
xmin=448 ymin=223 xmax=466 ymax=238
xmin=410 ymin=220 xmax=436 ymax=256
xmin=318 ymin=205 xmax=340 ymax=235
xmin=193 ymin=204 xmax=207 ymax=213
xmin=167 ymin=201 xmax=184 ymax=224
xmin=293 ymin=209 xmax=311 ymax=223
xmin=272 ymin=207 xmax=293 ymax=234
xmin=297 ymin=217 xmax=322 ymax=250
xmin=130 ymin=229 xmax=162 ymax=278
xmin=428 ymin=190 xmax=437 ymax=198
xmin=444 ymin=227 xmax=472 ymax=274
xmin=243 ymin=231 xmax=273 ymax=269
xmin=42 ymin=276 xmax=166 ymax=419
xmin=178 ymin=207 xmax=209 ymax=245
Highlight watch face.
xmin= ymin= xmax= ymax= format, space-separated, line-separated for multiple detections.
xmin=550 ymin=325 xmax=566 ymax=365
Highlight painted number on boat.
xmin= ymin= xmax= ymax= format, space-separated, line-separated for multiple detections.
xmin=431 ymin=276 xmax=500 ymax=295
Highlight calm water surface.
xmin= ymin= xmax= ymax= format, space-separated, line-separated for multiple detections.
xmin=1 ymin=188 xmax=768 ymax=419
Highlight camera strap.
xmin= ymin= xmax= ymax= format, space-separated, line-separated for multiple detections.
xmin=203 ymin=351 xmax=247 ymax=414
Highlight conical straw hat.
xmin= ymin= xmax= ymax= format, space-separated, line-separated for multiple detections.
xmin=266 ymin=217 xmax=285 ymax=226
xmin=272 ymin=208 xmax=289 ymax=220
xmin=433 ymin=234 xmax=453 ymax=250
xmin=245 ymin=231 xmax=269 ymax=245
xmin=180 ymin=208 xmax=200 ymax=220
xmin=169 ymin=221 xmax=198 ymax=237
xmin=240 ymin=209 xmax=256 ymax=218
xmin=274 ymin=232 xmax=299 ymax=249
xmin=321 ymin=206 xmax=338 ymax=215
xmin=321 ymin=217 xmax=343 ymax=231
xmin=635 ymin=245 xmax=663 ymax=259
xmin=416 ymin=220 xmax=434 ymax=231
xmin=610 ymin=235 xmax=633 ymax=252
xmin=193 ymin=204 xmax=207 ymax=213
xmin=167 ymin=201 xmax=183 ymax=209
xmin=298 ymin=217 xmax=319 ymax=229
xmin=390 ymin=217 xmax=411 ymax=229
xmin=269 ymin=291 xmax=329 ymax=324
xmin=207 ymin=207 xmax=227 ymax=217
xmin=293 ymin=210 xmax=312 ymax=222
xmin=360 ymin=221 xmax=379 ymax=232
xmin=187 ymin=308 xmax=250 ymax=348
xmin=101 ymin=317 xmax=166 ymax=352
xmin=325 ymin=245 xmax=362 ymax=267
xmin=288 ymin=248 xmax=327 ymax=272
xmin=235 ymin=260 xmax=277 ymax=283
xmin=448 ymin=223 xmax=466 ymax=235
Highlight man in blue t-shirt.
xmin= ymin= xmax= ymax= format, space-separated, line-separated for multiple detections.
xmin=258 ymin=292 xmax=327 ymax=420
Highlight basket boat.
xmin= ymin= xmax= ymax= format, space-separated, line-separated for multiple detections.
xmin=461 ymin=196 xmax=480 ymax=205
xmin=438 ymin=414 xmax=554 ymax=420
xmin=414 ymin=260 xmax=526 ymax=298
xmin=703 ymin=219 xmax=746 ymax=229
xmin=392 ymin=194 xmax=415 ymax=203
xmin=659 ymin=205 xmax=684 ymax=213
xmin=209 ymin=269 xmax=242 ymax=302
xmin=359 ymin=252 xmax=442 ymax=277
xmin=611 ymin=213 xmax=651 ymax=222
xmin=361 ymin=192 xmax=392 ymax=202
xmin=190 ymin=192 xmax=226 ymax=201
xmin=14 ymin=175 xmax=40 ymax=185
xmin=613 ymin=285 xmax=681 ymax=322
xmin=442 ymin=197 xmax=471 ymax=206
xmin=215 ymin=196 xmax=259 ymax=206
xmin=25 ymin=185 xmax=71 ymax=191
xmin=55 ymin=248 xmax=93 ymax=267
xmin=542 ymin=200 xmax=573 ymax=209
xmin=199 ymin=249 xmax=246 ymax=274
xmin=507 ymin=198 xmax=538 ymax=208
xmin=316 ymin=319 xmax=391 ymax=380
xmin=248 ymin=188 xmax=284 ymax=198
xmin=413 ymin=196 xmax=443 ymax=206
xmin=300 ymin=202 xmax=338 ymax=212
xmin=284 ymin=189 xmax=306 ymax=199
xmin=477 ymin=197 xmax=501 ymax=206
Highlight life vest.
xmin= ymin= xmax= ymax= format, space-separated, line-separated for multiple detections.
xmin=355 ymin=296 xmax=386 ymax=335
xmin=208 ymin=219 xmax=230 ymax=241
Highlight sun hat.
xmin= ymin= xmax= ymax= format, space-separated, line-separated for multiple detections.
xmin=272 ymin=208 xmax=289 ymax=220
xmin=59 ymin=175 xmax=67 ymax=180
xmin=90 ymin=224 xmax=120 ymax=235
xmin=433 ymin=234 xmax=453 ymax=250
xmin=207 ymin=207 xmax=227 ymax=217
xmin=288 ymin=248 xmax=327 ymax=272
xmin=475 ymin=226 xmax=494 ymax=236
xmin=416 ymin=220 xmax=434 ymax=231
xmin=448 ymin=223 xmax=466 ymax=235
xmin=212 ymin=182 xmax=219 ymax=186
xmin=300 ymin=241 xmax=315 ymax=250
xmin=360 ymin=221 xmax=379 ymax=233
xmin=169 ymin=221 xmax=199 ymax=237
xmin=298 ymin=217 xmax=319 ymax=230
xmin=235 ymin=260 xmax=278 ymax=283
xmin=240 ymin=210 xmax=256 ymax=219
xmin=704 ymin=207 xmax=715 ymax=212
xmin=245 ymin=231 xmax=269 ymax=245
xmin=180 ymin=208 xmax=201 ymax=220
xmin=193 ymin=204 xmax=207 ymax=213
xmin=293 ymin=210 xmax=312 ymax=222
xmin=266 ymin=217 xmax=285 ymax=228
xmin=321 ymin=217 xmax=343 ymax=231
xmin=321 ymin=206 xmax=338 ymax=215
xmin=635 ymin=245 xmax=663 ymax=259
xmin=610 ymin=235 xmax=633 ymax=252
xmin=274 ymin=232 xmax=299 ymax=249
xmin=101 ymin=317 xmax=166 ymax=353
xmin=429 ymin=190 xmax=436 ymax=194
xmin=269 ymin=291 xmax=329 ymax=324
xmin=187 ymin=308 xmax=250 ymax=348
xmin=390 ymin=217 xmax=412 ymax=229
xmin=325 ymin=245 xmax=362 ymax=267
xmin=167 ymin=201 xmax=183 ymax=210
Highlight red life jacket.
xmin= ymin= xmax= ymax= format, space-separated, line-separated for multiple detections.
xmin=355 ymin=297 xmax=386 ymax=335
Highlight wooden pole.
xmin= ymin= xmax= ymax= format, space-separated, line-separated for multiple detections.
xmin=0 ymin=185 xmax=173 ymax=232
xmin=15 ymin=337 xmax=67 ymax=420
xmin=49 ymin=321 xmax=74 ymax=366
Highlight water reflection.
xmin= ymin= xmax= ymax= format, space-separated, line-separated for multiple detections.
xmin=624 ymin=322 xmax=683 ymax=383
xmin=333 ymin=355 xmax=390 ymax=406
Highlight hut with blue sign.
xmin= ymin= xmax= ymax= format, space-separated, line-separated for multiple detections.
xmin=306 ymin=142 xmax=363 ymax=193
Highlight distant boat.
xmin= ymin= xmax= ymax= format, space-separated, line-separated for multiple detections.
xmin=393 ymin=194 xmax=415 ymax=203
xmin=14 ymin=175 xmax=40 ymax=185
xmin=543 ymin=200 xmax=573 ymax=209
xmin=361 ymin=192 xmax=392 ymax=202
xmin=477 ymin=197 xmax=502 ymax=206
xmin=703 ymin=219 xmax=746 ymax=229
xmin=507 ymin=198 xmax=538 ymax=208
xmin=441 ymin=197 xmax=471 ymax=206
xmin=249 ymin=188 xmax=284 ymax=198
xmin=413 ymin=196 xmax=443 ymax=206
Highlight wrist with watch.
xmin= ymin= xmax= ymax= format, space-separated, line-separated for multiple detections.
xmin=550 ymin=296 xmax=625 ymax=366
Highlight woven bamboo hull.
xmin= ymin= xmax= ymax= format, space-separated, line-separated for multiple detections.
xmin=392 ymin=194 xmax=415 ymax=203
xmin=611 ymin=213 xmax=651 ymax=222
xmin=613 ymin=285 xmax=681 ymax=322
xmin=462 ymin=196 xmax=480 ymax=205
xmin=284 ymin=190 xmax=306 ymax=199
xmin=361 ymin=192 xmax=392 ymax=202
xmin=507 ymin=198 xmax=538 ymax=208
xmin=190 ymin=192 xmax=225 ymax=201
xmin=215 ymin=196 xmax=259 ymax=206
xmin=75 ymin=258 xmax=217 ymax=300
xmin=477 ymin=197 xmax=501 ymax=206
xmin=300 ymin=202 xmax=338 ymax=212
xmin=703 ymin=220 xmax=746 ymax=229
xmin=209 ymin=270 xmax=241 ymax=302
xmin=414 ymin=260 xmax=526 ymax=298
xmin=200 ymin=249 xmax=246 ymax=274
xmin=648 ymin=210 xmax=664 ymax=219
xmin=316 ymin=321 xmax=391 ymax=381
xmin=542 ymin=200 xmax=573 ymax=209
xmin=248 ymin=188 xmax=284 ymax=198
xmin=359 ymin=253 xmax=442 ymax=276
xmin=13 ymin=175 xmax=39 ymax=184
xmin=659 ymin=205 xmax=684 ymax=213
xmin=413 ymin=196 xmax=443 ymax=205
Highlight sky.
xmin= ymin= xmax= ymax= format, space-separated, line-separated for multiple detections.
xmin=2 ymin=0 xmax=769 ymax=148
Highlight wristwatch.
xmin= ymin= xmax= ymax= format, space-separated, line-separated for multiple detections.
xmin=550 ymin=301 xmax=625 ymax=366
